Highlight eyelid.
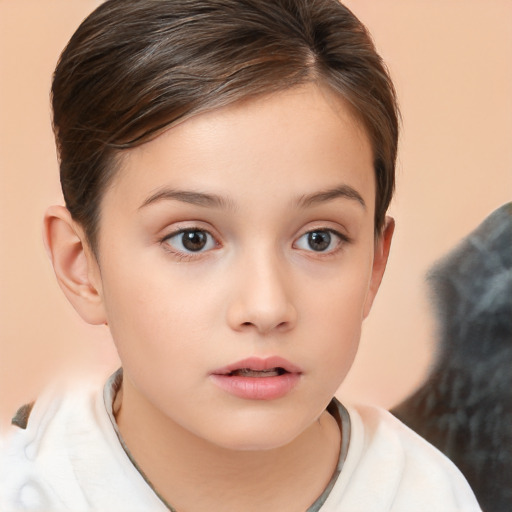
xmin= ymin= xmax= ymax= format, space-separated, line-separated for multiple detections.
xmin=159 ymin=220 xmax=219 ymax=242
xmin=293 ymin=227 xmax=350 ymax=253
xmin=160 ymin=225 xmax=220 ymax=258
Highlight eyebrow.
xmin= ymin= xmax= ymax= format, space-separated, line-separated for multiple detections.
xmin=139 ymin=188 xmax=236 ymax=211
xmin=139 ymin=184 xmax=365 ymax=212
xmin=296 ymin=185 xmax=366 ymax=209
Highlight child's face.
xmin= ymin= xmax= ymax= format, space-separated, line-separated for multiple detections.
xmin=91 ymin=83 xmax=389 ymax=450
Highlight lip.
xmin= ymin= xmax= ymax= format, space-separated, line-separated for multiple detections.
xmin=212 ymin=356 xmax=303 ymax=376
xmin=210 ymin=356 xmax=302 ymax=401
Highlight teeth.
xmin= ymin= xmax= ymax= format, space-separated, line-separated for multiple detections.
xmin=231 ymin=368 xmax=284 ymax=377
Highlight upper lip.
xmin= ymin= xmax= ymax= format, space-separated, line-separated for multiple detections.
xmin=212 ymin=356 xmax=302 ymax=375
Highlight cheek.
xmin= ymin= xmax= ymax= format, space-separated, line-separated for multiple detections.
xmin=303 ymin=255 xmax=372 ymax=324
xmin=299 ymin=258 xmax=372 ymax=365
xmin=102 ymin=268 xmax=238 ymax=416
xmin=308 ymin=301 xmax=363 ymax=367
xmin=101 ymin=263 xmax=222 ymax=365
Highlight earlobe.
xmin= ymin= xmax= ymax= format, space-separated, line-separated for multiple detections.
xmin=363 ymin=216 xmax=395 ymax=319
xmin=43 ymin=205 xmax=107 ymax=325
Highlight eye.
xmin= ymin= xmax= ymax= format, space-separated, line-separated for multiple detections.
xmin=294 ymin=229 xmax=344 ymax=253
xmin=163 ymin=229 xmax=217 ymax=253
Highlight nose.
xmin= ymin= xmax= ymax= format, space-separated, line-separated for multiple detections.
xmin=226 ymin=250 xmax=297 ymax=335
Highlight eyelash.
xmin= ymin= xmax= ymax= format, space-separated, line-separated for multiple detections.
xmin=293 ymin=228 xmax=350 ymax=256
xmin=160 ymin=228 xmax=219 ymax=261
xmin=159 ymin=226 xmax=350 ymax=261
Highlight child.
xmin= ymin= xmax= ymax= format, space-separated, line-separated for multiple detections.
xmin=0 ymin=0 xmax=481 ymax=510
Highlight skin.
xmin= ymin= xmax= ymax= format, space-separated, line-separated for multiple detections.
xmin=45 ymin=83 xmax=393 ymax=512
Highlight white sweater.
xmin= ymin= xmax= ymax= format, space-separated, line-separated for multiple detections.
xmin=0 ymin=374 xmax=481 ymax=511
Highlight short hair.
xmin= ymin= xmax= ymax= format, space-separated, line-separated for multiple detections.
xmin=52 ymin=0 xmax=399 ymax=253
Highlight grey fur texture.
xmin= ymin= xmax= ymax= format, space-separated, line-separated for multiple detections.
xmin=392 ymin=202 xmax=512 ymax=512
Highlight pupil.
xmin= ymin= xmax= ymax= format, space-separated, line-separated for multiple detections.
xmin=308 ymin=231 xmax=330 ymax=251
xmin=182 ymin=231 xmax=207 ymax=251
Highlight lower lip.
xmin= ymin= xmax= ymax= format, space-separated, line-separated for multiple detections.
xmin=210 ymin=373 xmax=301 ymax=400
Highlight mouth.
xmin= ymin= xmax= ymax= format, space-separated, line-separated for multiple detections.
xmin=212 ymin=356 xmax=302 ymax=377
xmin=210 ymin=357 xmax=302 ymax=400
xmin=226 ymin=367 xmax=288 ymax=378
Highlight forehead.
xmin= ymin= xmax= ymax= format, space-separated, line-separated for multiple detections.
xmin=105 ymin=83 xmax=374 ymax=214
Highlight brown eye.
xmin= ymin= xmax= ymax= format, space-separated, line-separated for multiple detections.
xmin=182 ymin=230 xmax=208 ymax=251
xmin=307 ymin=231 xmax=331 ymax=251
xmin=164 ymin=229 xmax=216 ymax=253
xmin=294 ymin=229 xmax=345 ymax=253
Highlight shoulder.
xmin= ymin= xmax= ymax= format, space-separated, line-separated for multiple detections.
xmin=322 ymin=403 xmax=481 ymax=511
xmin=0 ymin=378 xmax=106 ymax=510
xmin=0 ymin=375 xmax=165 ymax=511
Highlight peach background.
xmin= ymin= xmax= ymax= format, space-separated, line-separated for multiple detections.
xmin=1 ymin=0 xmax=511 ymax=431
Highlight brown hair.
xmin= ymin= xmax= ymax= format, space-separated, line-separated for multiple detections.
xmin=52 ymin=0 xmax=399 ymax=253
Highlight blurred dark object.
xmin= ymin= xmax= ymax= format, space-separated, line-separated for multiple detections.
xmin=391 ymin=202 xmax=512 ymax=512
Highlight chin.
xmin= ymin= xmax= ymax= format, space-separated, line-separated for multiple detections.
xmin=198 ymin=413 xmax=310 ymax=452
xmin=214 ymin=433 xmax=297 ymax=452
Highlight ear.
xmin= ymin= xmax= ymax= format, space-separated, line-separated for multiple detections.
xmin=43 ymin=205 xmax=107 ymax=325
xmin=363 ymin=216 xmax=395 ymax=319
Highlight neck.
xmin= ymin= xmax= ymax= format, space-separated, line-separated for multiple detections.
xmin=115 ymin=380 xmax=342 ymax=512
